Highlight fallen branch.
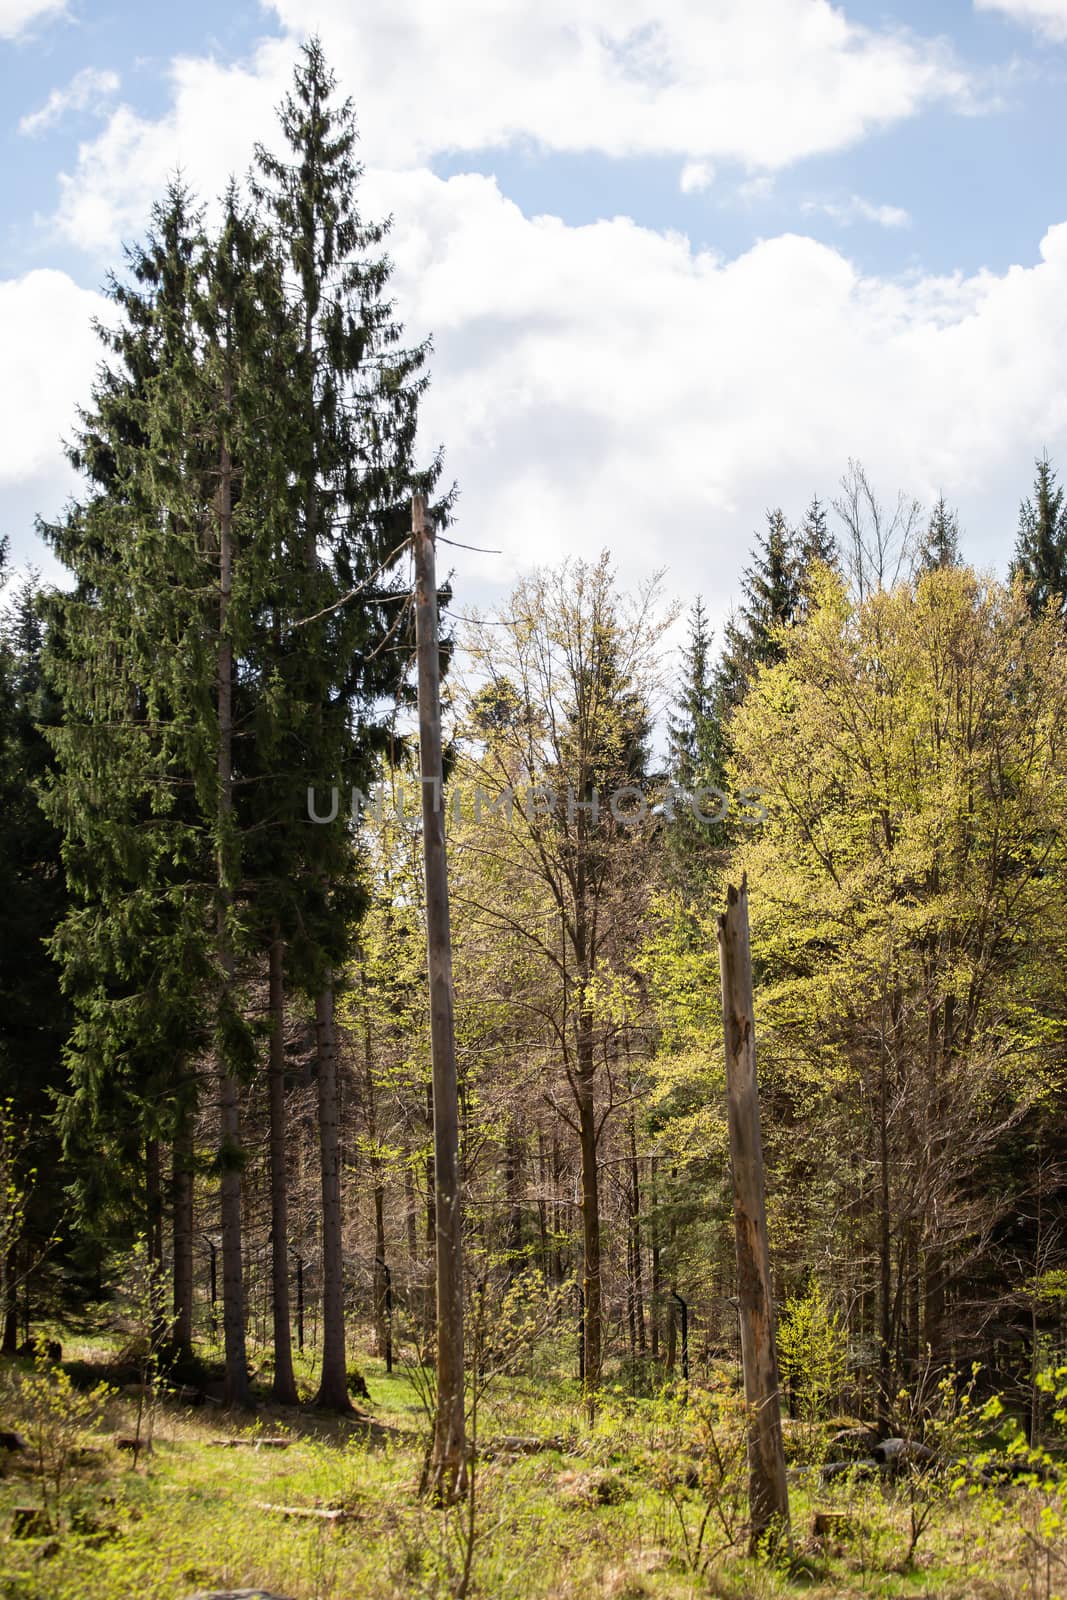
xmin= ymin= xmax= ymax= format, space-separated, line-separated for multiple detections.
xmin=209 ymin=1437 xmax=291 ymax=1450
xmin=253 ymin=1501 xmax=357 ymax=1523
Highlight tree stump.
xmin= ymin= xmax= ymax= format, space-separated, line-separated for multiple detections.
xmin=12 ymin=1507 xmax=52 ymax=1538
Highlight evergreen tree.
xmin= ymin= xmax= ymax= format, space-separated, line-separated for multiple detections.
xmin=716 ymin=508 xmax=801 ymax=714
xmin=664 ymin=596 xmax=727 ymax=877
xmin=795 ymin=495 xmax=837 ymax=611
xmin=666 ymin=596 xmax=714 ymax=791
xmin=1011 ymin=455 xmax=1067 ymax=615
xmin=918 ymin=496 xmax=962 ymax=574
xmin=40 ymin=184 xmax=212 ymax=1351
xmin=252 ymin=38 xmax=444 ymax=1411
xmin=0 ymin=559 xmax=68 ymax=1347
xmin=42 ymin=181 xmax=294 ymax=1403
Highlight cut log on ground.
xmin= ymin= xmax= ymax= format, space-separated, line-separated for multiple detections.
xmin=252 ymin=1502 xmax=357 ymax=1523
xmin=209 ymin=1437 xmax=292 ymax=1450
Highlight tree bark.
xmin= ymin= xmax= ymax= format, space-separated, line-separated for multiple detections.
xmin=576 ymin=1005 xmax=602 ymax=1394
xmin=404 ymin=1164 xmax=418 ymax=1264
xmin=650 ymin=1156 xmax=661 ymax=1361
xmin=216 ymin=389 xmax=251 ymax=1411
xmin=312 ymin=982 xmax=352 ymax=1411
xmin=629 ymin=1118 xmax=646 ymax=1355
xmin=269 ymin=933 xmax=298 ymax=1405
xmin=171 ymin=1123 xmax=194 ymax=1356
xmin=878 ymin=1034 xmax=892 ymax=1424
xmin=718 ymin=877 xmax=790 ymax=1554
xmin=363 ymin=1001 xmax=391 ymax=1368
xmin=2 ymin=1242 xmax=18 ymax=1354
xmin=505 ymin=1124 xmax=523 ymax=1281
xmin=413 ymin=493 xmax=467 ymax=1503
xmin=145 ymin=1137 xmax=167 ymax=1351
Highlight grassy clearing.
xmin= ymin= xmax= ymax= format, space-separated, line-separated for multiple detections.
xmin=0 ymin=1344 xmax=1059 ymax=1600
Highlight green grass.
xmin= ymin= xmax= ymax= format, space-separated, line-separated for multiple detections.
xmin=0 ymin=1344 xmax=1055 ymax=1599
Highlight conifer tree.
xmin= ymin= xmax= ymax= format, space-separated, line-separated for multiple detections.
xmin=795 ymin=495 xmax=837 ymax=614
xmin=716 ymin=508 xmax=801 ymax=714
xmin=666 ymin=597 xmax=714 ymax=791
xmin=918 ymin=496 xmax=962 ymax=573
xmin=43 ymin=181 xmax=295 ymax=1403
xmin=0 ymin=560 xmax=68 ymax=1347
xmin=796 ymin=495 xmax=837 ymax=574
xmin=41 ymin=184 xmax=212 ymax=1353
xmin=253 ymin=39 xmax=443 ymax=1411
xmin=1011 ymin=455 xmax=1067 ymax=615
xmin=664 ymin=596 xmax=727 ymax=877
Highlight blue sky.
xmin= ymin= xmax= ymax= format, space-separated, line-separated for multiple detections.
xmin=3 ymin=0 xmax=1067 ymax=624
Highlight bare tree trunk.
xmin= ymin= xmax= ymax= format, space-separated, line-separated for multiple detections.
xmin=362 ymin=1002 xmax=391 ymax=1367
xmin=216 ymin=413 xmax=250 ymax=1411
xmin=405 ymin=1164 xmax=418 ymax=1264
xmin=313 ymin=983 xmax=352 ymax=1412
xmin=650 ymin=1157 xmax=661 ymax=1362
xmin=718 ymin=877 xmax=790 ymax=1554
xmin=878 ymin=1037 xmax=892 ymax=1424
xmin=629 ymin=1118 xmax=646 ymax=1355
xmin=171 ymin=1122 xmax=194 ymax=1356
xmin=413 ymin=494 xmax=467 ymax=1504
xmin=537 ymin=1128 xmax=550 ymax=1276
xmin=268 ymin=934 xmax=298 ymax=1405
xmin=145 ymin=1138 xmax=167 ymax=1351
xmin=552 ymin=1135 xmax=564 ymax=1282
xmin=576 ymin=1007 xmax=602 ymax=1395
xmin=505 ymin=1124 xmax=523 ymax=1281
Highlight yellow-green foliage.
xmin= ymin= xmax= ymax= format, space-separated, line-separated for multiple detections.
xmin=4 ymin=1345 xmax=114 ymax=1530
xmin=3 ymin=1352 xmax=1067 ymax=1600
xmin=777 ymin=1280 xmax=848 ymax=1427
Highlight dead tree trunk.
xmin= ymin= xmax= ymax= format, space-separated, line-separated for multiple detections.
xmin=312 ymin=984 xmax=352 ymax=1412
xmin=576 ymin=1003 xmax=603 ymax=1395
xmin=413 ymin=492 xmax=467 ymax=1504
xmin=216 ymin=403 xmax=251 ymax=1411
xmin=629 ymin=1116 xmax=646 ymax=1355
xmin=717 ymin=876 xmax=789 ymax=1554
xmin=362 ymin=994 xmax=391 ymax=1369
xmin=650 ymin=1156 xmax=661 ymax=1361
xmin=268 ymin=933 xmax=298 ymax=1405
xmin=171 ymin=1122 xmax=195 ymax=1356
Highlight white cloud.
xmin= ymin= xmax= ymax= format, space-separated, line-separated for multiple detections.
xmin=679 ymin=160 xmax=713 ymax=194
xmin=10 ymin=170 xmax=1067 ymax=612
xmin=19 ymin=67 xmax=120 ymax=137
xmin=974 ymin=0 xmax=1067 ymax=40
xmin=737 ymin=175 xmax=777 ymax=203
xmin=52 ymin=41 xmax=292 ymax=254
xmin=265 ymin=0 xmax=973 ymax=168
xmin=0 ymin=0 xmax=64 ymax=39
xmin=48 ymin=2 xmax=976 ymax=253
xmin=0 ymin=270 xmax=110 ymax=570
xmin=352 ymin=170 xmax=1067 ymax=608
xmin=8 ymin=8 xmax=1066 ymax=615
xmin=802 ymin=194 xmax=912 ymax=228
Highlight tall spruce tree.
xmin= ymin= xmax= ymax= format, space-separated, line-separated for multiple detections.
xmin=43 ymin=180 xmax=296 ymax=1404
xmin=666 ymin=596 xmax=714 ymax=791
xmin=664 ymin=596 xmax=727 ymax=878
xmin=796 ymin=494 xmax=837 ymax=610
xmin=918 ymin=496 xmax=962 ymax=574
xmin=0 ymin=560 xmax=68 ymax=1347
xmin=716 ymin=508 xmax=801 ymax=714
xmin=1011 ymin=455 xmax=1067 ymax=615
xmin=253 ymin=39 xmax=443 ymax=1411
xmin=41 ymin=184 xmax=213 ymax=1357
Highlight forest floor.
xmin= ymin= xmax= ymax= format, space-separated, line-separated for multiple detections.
xmin=0 ymin=1333 xmax=1057 ymax=1600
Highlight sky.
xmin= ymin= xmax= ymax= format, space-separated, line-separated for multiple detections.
xmin=2 ymin=0 xmax=1067 ymax=639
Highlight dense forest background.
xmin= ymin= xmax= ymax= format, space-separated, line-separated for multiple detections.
xmin=3 ymin=39 xmax=1067 ymax=1452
